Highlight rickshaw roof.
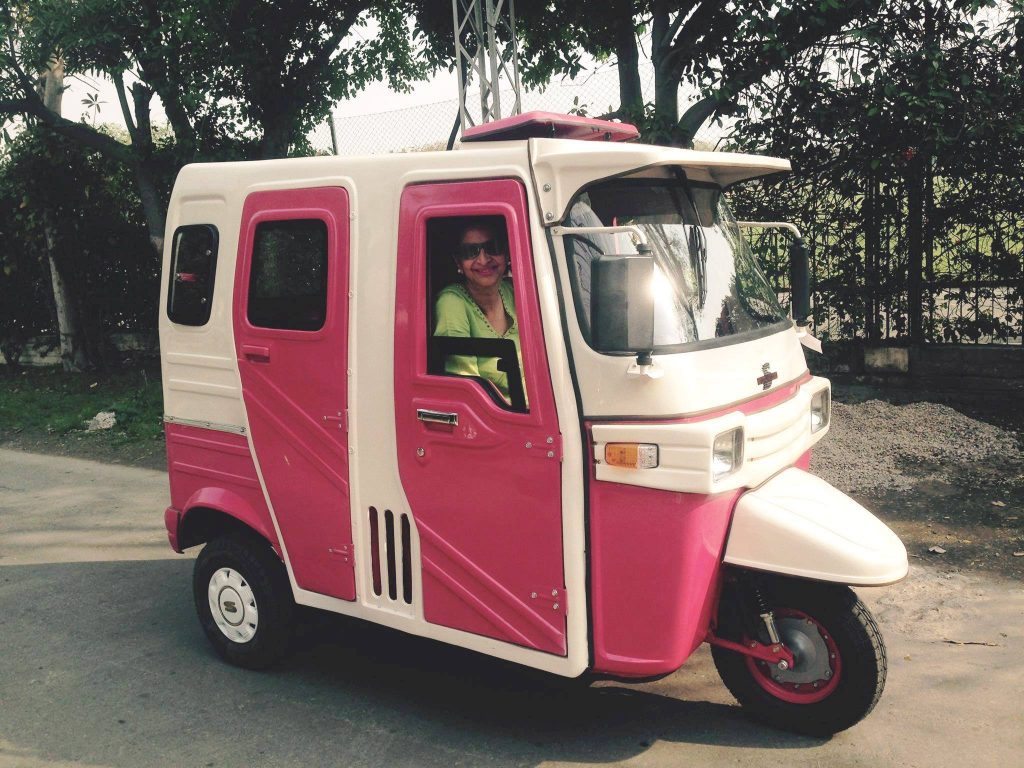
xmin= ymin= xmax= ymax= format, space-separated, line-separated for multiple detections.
xmin=523 ymin=138 xmax=791 ymax=225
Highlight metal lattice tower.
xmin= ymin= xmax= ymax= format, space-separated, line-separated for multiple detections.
xmin=452 ymin=0 xmax=523 ymax=131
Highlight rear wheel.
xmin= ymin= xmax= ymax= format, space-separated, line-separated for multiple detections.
xmin=711 ymin=577 xmax=887 ymax=736
xmin=193 ymin=531 xmax=295 ymax=670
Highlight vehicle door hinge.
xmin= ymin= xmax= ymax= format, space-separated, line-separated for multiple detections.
xmin=524 ymin=434 xmax=562 ymax=461
xmin=328 ymin=544 xmax=353 ymax=568
xmin=322 ymin=411 xmax=346 ymax=431
xmin=529 ymin=586 xmax=566 ymax=615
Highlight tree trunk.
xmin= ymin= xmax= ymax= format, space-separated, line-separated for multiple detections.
xmin=651 ymin=5 xmax=682 ymax=142
xmin=43 ymin=217 xmax=89 ymax=372
xmin=257 ymin=120 xmax=295 ymax=159
xmin=613 ymin=1 xmax=643 ymax=118
xmin=135 ymin=162 xmax=167 ymax=255
xmin=37 ymin=60 xmax=91 ymax=371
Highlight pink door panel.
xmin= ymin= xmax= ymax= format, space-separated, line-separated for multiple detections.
xmin=395 ymin=179 xmax=566 ymax=655
xmin=234 ymin=187 xmax=354 ymax=600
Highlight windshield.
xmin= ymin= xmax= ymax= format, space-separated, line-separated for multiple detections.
xmin=563 ymin=172 xmax=788 ymax=352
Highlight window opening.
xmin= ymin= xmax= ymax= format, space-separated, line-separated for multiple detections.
xmin=247 ymin=218 xmax=328 ymax=331
xmin=426 ymin=215 xmax=529 ymax=412
xmin=167 ymin=225 xmax=218 ymax=326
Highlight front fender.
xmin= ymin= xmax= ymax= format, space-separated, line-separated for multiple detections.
xmin=723 ymin=468 xmax=908 ymax=586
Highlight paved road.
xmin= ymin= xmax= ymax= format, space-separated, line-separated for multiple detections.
xmin=1 ymin=448 xmax=1022 ymax=768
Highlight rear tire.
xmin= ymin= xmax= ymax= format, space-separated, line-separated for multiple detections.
xmin=193 ymin=531 xmax=295 ymax=670
xmin=711 ymin=577 xmax=887 ymax=736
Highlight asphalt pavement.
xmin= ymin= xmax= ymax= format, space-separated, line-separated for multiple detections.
xmin=1 ymin=447 xmax=1021 ymax=768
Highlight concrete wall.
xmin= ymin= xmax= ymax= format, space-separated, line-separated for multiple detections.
xmin=1 ymin=333 xmax=158 ymax=367
xmin=809 ymin=342 xmax=1024 ymax=398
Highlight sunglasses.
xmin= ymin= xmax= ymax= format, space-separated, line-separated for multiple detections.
xmin=457 ymin=239 xmax=505 ymax=260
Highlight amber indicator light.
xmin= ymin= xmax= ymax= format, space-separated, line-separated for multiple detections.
xmin=604 ymin=443 xmax=659 ymax=469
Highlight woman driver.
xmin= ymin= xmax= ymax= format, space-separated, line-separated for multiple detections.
xmin=433 ymin=220 xmax=525 ymax=404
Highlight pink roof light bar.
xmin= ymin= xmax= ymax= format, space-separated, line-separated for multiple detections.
xmin=461 ymin=110 xmax=640 ymax=143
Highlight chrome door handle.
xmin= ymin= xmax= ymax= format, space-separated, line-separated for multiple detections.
xmin=416 ymin=409 xmax=458 ymax=426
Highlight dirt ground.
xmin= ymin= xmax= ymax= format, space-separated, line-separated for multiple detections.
xmin=816 ymin=385 xmax=1024 ymax=582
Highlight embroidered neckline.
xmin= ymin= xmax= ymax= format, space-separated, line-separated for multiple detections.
xmin=453 ymin=282 xmax=517 ymax=338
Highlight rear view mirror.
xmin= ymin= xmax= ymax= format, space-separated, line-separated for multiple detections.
xmin=590 ymin=245 xmax=655 ymax=353
xmin=789 ymin=239 xmax=811 ymax=325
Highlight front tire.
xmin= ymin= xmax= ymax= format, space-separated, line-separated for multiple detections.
xmin=711 ymin=577 xmax=887 ymax=736
xmin=193 ymin=531 xmax=295 ymax=670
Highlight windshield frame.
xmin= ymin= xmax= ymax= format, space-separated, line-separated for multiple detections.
xmin=557 ymin=170 xmax=792 ymax=356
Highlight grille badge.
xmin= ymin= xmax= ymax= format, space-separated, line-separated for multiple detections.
xmin=757 ymin=363 xmax=778 ymax=390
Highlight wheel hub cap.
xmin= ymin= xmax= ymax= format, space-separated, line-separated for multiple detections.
xmin=747 ymin=608 xmax=842 ymax=704
xmin=208 ymin=567 xmax=258 ymax=643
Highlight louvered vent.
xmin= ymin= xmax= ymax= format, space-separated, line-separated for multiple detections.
xmin=368 ymin=507 xmax=413 ymax=605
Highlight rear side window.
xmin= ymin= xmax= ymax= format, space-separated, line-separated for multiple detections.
xmin=167 ymin=225 xmax=218 ymax=326
xmin=247 ymin=219 xmax=328 ymax=331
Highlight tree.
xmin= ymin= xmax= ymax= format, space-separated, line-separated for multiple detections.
xmin=728 ymin=0 xmax=1024 ymax=343
xmin=0 ymin=124 xmax=154 ymax=369
xmin=416 ymin=1 xmax=884 ymax=145
xmin=2 ymin=1 xmax=425 ymax=251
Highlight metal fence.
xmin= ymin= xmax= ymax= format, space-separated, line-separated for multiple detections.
xmin=738 ymin=174 xmax=1023 ymax=346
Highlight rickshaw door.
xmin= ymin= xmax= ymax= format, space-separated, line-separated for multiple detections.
xmin=233 ymin=187 xmax=354 ymax=601
xmin=395 ymin=180 xmax=567 ymax=656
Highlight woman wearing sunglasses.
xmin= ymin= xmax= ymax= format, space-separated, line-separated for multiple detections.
xmin=434 ymin=220 xmax=525 ymax=405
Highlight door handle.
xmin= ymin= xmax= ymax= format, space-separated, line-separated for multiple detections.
xmin=241 ymin=344 xmax=271 ymax=362
xmin=417 ymin=409 xmax=458 ymax=426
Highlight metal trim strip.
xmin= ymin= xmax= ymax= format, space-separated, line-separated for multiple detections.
xmin=163 ymin=415 xmax=247 ymax=435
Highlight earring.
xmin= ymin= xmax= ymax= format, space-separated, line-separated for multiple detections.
xmin=457 ymin=268 xmax=463 ymax=274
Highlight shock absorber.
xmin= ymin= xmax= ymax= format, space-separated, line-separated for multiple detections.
xmin=751 ymin=582 xmax=789 ymax=671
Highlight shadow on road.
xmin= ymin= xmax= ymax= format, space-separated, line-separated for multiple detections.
xmin=0 ymin=558 xmax=824 ymax=768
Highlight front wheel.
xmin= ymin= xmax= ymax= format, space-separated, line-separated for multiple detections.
xmin=711 ymin=577 xmax=887 ymax=736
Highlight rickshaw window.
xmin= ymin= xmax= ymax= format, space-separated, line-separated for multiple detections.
xmin=247 ymin=218 xmax=328 ymax=331
xmin=167 ymin=224 xmax=219 ymax=327
xmin=425 ymin=215 xmax=529 ymax=413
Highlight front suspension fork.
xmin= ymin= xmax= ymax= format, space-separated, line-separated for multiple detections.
xmin=706 ymin=573 xmax=795 ymax=670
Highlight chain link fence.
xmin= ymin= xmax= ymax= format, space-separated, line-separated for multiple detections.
xmin=309 ymin=63 xmax=726 ymax=155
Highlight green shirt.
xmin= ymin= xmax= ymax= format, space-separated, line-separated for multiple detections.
xmin=433 ymin=280 xmax=526 ymax=404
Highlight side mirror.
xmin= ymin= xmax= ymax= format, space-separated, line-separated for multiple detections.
xmin=591 ymin=244 xmax=655 ymax=353
xmin=789 ymin=239 xmax=811 ymax=326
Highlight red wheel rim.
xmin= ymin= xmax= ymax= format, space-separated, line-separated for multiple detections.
xmin=745 ymin=608 xmax=842 ymax=704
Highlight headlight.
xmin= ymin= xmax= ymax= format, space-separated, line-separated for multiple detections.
xmin=811 ymin=389 xmax=831 ymax=433
xmin=712 ymin=427 xmax=744 ymax=479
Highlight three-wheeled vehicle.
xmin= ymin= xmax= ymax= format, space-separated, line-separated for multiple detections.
xmin=159 ymin=112 xmax=907 ymax=736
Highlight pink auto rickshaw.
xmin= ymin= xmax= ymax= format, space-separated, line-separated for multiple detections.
xmin=159 ymin=112 xmax=907 ymax=736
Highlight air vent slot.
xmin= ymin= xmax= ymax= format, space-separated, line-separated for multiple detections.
xmin=385 ymin=509 xmax=397 ymax=601
xmin=368 ymin=507 xmax=414 ymax=605
xmin=369 ymin=507 xmax=382 ymax=596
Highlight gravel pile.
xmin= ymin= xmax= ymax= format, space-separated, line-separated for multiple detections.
xmin=810 ymin=399 xmax=1022 ymax=493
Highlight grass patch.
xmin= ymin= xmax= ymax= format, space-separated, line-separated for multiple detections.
xmin=0 ymin=365 xmax=163 ymax=443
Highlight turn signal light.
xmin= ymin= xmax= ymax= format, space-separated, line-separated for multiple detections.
xmin=604 ymin=443 xmax=659 ymax=469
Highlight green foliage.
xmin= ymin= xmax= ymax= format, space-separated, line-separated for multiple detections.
xmin=728 ymin=1 xmax=1024 ymax=343
xmin=0 ymin=125 xmax=157 ymax=358
xmin=17 ymin=0 xmax=426 ymax=159
xmin=0 ymin=366 xmax=163 ymax=441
